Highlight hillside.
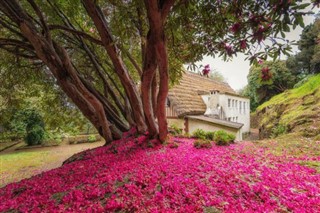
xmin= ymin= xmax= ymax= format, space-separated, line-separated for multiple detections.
xmin=254 ymin=74 xmax=320 ymax=140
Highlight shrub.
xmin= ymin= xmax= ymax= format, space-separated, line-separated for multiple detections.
xmin=192 ymin=129 xmax=207 ymax=140
xmin=214 ymin=130 xmax=235 ymax=146
xmin=193 ymin=139 xmax=212 ymax=149
xmin=206 ymin=131 xmax=215 ymax=140
xmin=271 ymin=124 xmax=287 ymax=138
xmin=227 ymin=134 xmax=236 ymax=143
xmin=169 ymin=124 xmax=182 ymax=136
xmin=14 ymin=109 xmax=46 ymax=146
xmin=25 ymin=125 xmax=45 ymax=146
xmin=88 ymin=135 xmax=97 ymax=143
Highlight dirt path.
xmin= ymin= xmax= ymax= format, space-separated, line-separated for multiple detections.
xmin=0 ymin=140 xmax=104 ymax=187
xmin=245 ymin=128 xmax=259 ymax=141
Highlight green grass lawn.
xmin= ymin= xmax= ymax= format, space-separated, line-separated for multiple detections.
xmin=0 ymin=150 xmax=57 ymax=187
xmin=0 ymin=141 xmax=104 ymax=188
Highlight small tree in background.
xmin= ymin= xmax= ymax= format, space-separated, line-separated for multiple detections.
xmin=10 ymin=109 xmax=45 ymax=145
xmin=244 ymin=60 xmax=297 ymax=110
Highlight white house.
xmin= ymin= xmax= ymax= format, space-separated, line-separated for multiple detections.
xmin=166 ymin=71 xmax=250 ymax=140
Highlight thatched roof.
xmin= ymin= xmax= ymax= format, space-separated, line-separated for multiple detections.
xmin=168 ymin=71 xmax=236 ymax=117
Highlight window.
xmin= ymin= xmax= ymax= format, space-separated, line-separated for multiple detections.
xmin=235 ymin=100 xmax=238 ymax=108
xmin=243 ymin=102 xmax=247 ymax=114
xmin=228 ymin=99 xmax=231 ymax=107
xmin=239 ymin=101 xmax=242 ymax=113
xmin=232 ymin=100 xmax=235 ymax=107
xmin=166 ymin=98 xmax=170 ymax=107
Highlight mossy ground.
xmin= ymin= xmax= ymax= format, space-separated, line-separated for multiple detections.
xmin=243 ymin=132 xmax=320 ymax=172
xmin=255 ymin=74 xmax=320 ymax=140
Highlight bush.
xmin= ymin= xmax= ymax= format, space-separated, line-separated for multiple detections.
xmin=227 ymin=133 xmax=236 ymax=143
xmin=193 ymin=139 xmax=212 ymax=149
xmin=214 ymin=130 xmax=235 ymax=146
xmin=14 ymin=109 xmax=46 ymax=146
xmin=25 ymin=125 xmax=45 ymax=146
xmin=88 ymin=135 xmax=97 ymax=143
xmin=169 ymin=124 xmax=182 ymax=136
xmin=192 ymin=129 xmax=207 ymax=140
xmin=271 ymin=124 xmax=287 ymax=138
xmin=206 ymin=131 xmax=215 ymax=140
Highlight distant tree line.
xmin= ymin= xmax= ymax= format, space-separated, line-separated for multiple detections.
xmin=241 ymin=18 xmax=320 ymax=110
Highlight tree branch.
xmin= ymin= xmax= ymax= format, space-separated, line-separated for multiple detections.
xmin=48 ymin=24 xmax=102 ymax=45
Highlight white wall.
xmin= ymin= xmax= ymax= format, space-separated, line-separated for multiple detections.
xmin=188 ymin=119 xmax=242 ymax=140
xmin=167 ymin=118 xmax=185 ymax=132
xmin=202 ymin=92 xmax=251 ymax=133
xmin=219 ymin=94 xmax=250 ymax=133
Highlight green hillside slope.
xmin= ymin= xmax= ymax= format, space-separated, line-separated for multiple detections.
xmin=254 ymin=74 xmax=320 ymax=140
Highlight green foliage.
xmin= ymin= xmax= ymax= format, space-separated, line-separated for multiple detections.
xmin=256 ymin=73 xmax=320 ymax=140
xmin=25 ymin=125 xmax=45 ymax=146
xmin=11 ymin=109 xmax=46 ymax=146
xmin=287 ymin=18 xmax=320 ymax=75
xmin=193 ymin=139 xmax=212 ymax=149
xmin=87 ymin=135 xmax=97 ymax=143
xmin=192 ymin=129 xmax=207 ymax=140
xmin=258 ymin=74 xmax=320 ymax=110
xmin=193 ymin=129 xmax=217 ymax=141
xmin=205 ymin=131 xmax=215 ymax=141
xmin=213 ymin=130 xmax=235 ymax=146
xmin=7 ymin=108 xmax=46 ymax=145
xmin=0 ymin=0 xmax=316 ymax=143
xmin=169 ymin=124 xmax=182 ymax=136
xmin=271 ymin=124 xmax=287 ymax=138
xmin=246 ymin=60 xmax=298 ymax=110
xmin=227 ymin=134 xmax=236 ymax=143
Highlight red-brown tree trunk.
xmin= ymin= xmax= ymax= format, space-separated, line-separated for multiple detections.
xmin=143 ymin=0 xmax=174 ymax=141
xmin=82 ymin=0 xmax=147 ymax=134
xmin=156 ymin=38 xmax=169 ymax=142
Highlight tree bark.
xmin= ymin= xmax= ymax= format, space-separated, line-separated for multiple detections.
xmin=0 ymin=0 xmax=114 ymax=143
xmin=143 ymin=0 xmax=175 ymax=141
xmin=141 ymin=30 xmax=159 ymax=138
xmin=155 ymin=39 xmax=169 ymax=142
xmin=82 ymin=0 xmax=147 ymax=134
xmin=152 ymin=72 xmax=158 ymax=117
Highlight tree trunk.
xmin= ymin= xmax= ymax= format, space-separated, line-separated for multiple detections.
xmin=143 ymin=0 xmax=174 ymax=141
xmin=82 ymin=0 xmax=147 ymax=134
xmin=141 ymin=31 xmax=159 ymax=138
xmin=152 ymin=72 xmax=158 ymax=117
xmin=0 ymin=0 xmax=175 ymax=144
xmin=156 ymin=38 xmax=169 ymax=142
xmin=6 ymin=3 xmax=115 ymax=143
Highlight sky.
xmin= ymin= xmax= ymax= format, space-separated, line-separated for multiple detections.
xmin=193 ymin=8 xmax=319 ymax=91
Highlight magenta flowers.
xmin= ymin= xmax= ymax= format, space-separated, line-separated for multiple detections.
xmin=202 ymin=64 xmax=211 ymax=76
xmin=1 ymin=135 xmax=319 ymax=212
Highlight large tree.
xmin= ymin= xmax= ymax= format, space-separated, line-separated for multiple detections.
xmin=244 ymin=60 xmax=297 ymax=110
xmin=287 ymin=18 xmax=320 ymax=75
xmin=0 ymin=0 xmax=316 ymax=143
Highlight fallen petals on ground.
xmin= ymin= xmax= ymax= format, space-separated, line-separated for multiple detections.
xmin=1 ymin=133 xmax=320 ymax=212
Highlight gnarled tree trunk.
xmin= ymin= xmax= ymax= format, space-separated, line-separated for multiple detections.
xmin=0 ymin=0 xmax=175 ymax=144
